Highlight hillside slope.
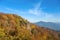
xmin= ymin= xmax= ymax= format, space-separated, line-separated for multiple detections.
xmin=0 ymin=13 xmax=60 ymax=40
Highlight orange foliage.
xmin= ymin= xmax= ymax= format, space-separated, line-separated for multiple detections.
xmin=0 ymin=13 xmax=59 ymax=40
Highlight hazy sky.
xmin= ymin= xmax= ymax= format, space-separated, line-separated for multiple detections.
xmin=0 ymin=0 xmax=60 ymax=22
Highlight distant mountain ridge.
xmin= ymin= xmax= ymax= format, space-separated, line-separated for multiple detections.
xmin=35 ymin=21 xmax=60 ymax=30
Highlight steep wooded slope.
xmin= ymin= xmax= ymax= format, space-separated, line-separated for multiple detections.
xmin=0 ymin=13 xmax=60 ymax=40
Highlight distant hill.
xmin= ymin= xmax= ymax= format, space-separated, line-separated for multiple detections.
xmin=0 ymin=13 xmax=60 ymax=40
xmin=35 ymin=21 xmax=60 ymax=30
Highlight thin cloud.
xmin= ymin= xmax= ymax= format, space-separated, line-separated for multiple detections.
xmin=0 ymin=2 xmax=60 ymax=22
xmin=1 ymin=2 xmax=44 ymax=16
xmin=27 ymin=3 xmax=42 ymax=15
xmin=1 ymin=7 xmax=26 ymax=15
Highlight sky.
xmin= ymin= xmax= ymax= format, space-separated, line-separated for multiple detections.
xmin=0 ymin=0 xmax=60 ymax=22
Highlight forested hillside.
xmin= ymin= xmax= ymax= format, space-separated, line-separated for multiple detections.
xmin=0 ymin=13 xmax=60 ymax=40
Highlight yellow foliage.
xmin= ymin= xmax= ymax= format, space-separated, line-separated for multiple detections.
xmin=0 ymin=28 xmax=5 ymax=37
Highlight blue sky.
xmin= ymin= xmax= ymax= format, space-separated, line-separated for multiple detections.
xmin=0 ymin=0 xmax=60 ymax=22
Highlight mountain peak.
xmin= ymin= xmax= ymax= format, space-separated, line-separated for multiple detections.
xmin=35 ymin=21 xmax=60 ymax=30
